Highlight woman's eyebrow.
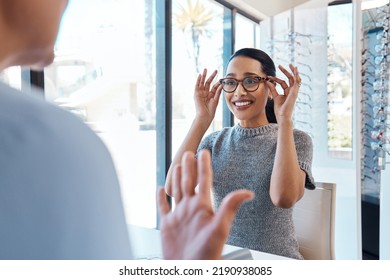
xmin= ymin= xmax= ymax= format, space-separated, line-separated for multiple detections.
xmin=225 ymin=72 xmax=260 ymax=77
xmin=244 ymin=72 xmax=260 ymax=76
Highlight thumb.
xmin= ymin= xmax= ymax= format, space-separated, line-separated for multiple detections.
xmin=213 ymin=190 xmax=254 ymax=234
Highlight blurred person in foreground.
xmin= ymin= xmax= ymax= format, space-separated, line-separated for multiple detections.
xmin=0 ymin=0 xmax=253 ymax=259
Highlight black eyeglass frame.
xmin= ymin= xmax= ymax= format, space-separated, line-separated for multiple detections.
xmin=218 ymin=76 xmax=271 ymax=93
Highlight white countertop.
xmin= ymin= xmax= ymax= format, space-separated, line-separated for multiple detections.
xmin=127 ymin=225 xmax=291 ymax=260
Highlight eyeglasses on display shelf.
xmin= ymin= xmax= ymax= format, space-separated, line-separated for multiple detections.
xmin=299 ymin=91 xmax=312 ymax=102
xmin=297 ymin=61 xmax=312 ymax=72
xmin=360 ymin=1 xmax=390 ymax=199
xmin=267 ymin=27 xmax=317 ymax=134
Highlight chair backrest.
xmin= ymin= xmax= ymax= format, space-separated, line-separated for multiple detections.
xmin=293 ymin=182 xmax=336 ymax=260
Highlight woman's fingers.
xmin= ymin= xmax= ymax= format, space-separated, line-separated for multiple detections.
xmin=210 ymin=81 xmax=222 ymax=100
xmin=279 ymin=65 xmax=296 ymax=92
xmin=266 ymin=79 xmax=280 ymax=99
xmin=198 ymin=69 xmax=218 ymax=87
xmin=268 ymin=76 xmax=288 ymax=88
xmin=267 ymin=64 xmax=302 ymax=96
xmin=195 ymin=69 xmax=220 ymax=95
xmin=267 ymin=76 xmax=290 ymax=95
xmin=280 ymin=64 xmax=301 ymax=88
xmin=204 ymin=70 xmax=218 ymax=90
xmin=290 ymin=64 xmax=302 ymax=87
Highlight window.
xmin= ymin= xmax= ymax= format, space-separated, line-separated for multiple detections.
xmin=171 ymin=0 xmax=226 ymax=155
xmin=45 ymin=0 xmax=157 ymax=228
xmin=327 ymin=2 xmax=353 ymax=159
xmin=0 ymin=67 xmax=22 ymax=90
xmin=235 ymin=13 xmax=259 ymax=50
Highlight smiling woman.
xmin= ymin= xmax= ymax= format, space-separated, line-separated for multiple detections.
xmin=164 ymin=47 xmax=315 ymax=259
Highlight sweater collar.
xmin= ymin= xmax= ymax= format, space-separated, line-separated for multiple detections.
xmin=234 ymin=123 xmax=277 ymax=137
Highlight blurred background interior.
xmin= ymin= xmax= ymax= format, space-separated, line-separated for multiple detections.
xmin=1 ymin=0 xmax=389 ymax=260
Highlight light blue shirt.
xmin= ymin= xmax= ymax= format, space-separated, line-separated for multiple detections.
xmin=0 ymin=82 xmax=132 ymax=259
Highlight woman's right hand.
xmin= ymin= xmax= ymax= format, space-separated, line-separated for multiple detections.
xmin=194 ymin=69 xmax=223 ymax=123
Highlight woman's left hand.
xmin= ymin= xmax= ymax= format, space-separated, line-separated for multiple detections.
xmin=266 ymin=64 xmax=302 ymax=123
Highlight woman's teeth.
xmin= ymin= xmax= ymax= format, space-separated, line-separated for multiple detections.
xmin=235 ymin=101 xmax=251 ymax=107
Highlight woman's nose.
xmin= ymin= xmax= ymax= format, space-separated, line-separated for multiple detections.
xmin=234 ymin=82 xmax=247 ymax=96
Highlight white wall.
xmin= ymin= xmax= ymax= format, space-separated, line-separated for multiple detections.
xmin=224 ymin=0 xmax=310 ymax=19
xmin=243 ymin=0 xmax=310 ymax=16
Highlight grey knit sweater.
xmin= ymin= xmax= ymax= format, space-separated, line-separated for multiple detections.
xmin=197 ymin=123 xmax=315 ymax=259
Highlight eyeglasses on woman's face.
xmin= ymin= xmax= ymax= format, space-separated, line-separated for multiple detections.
xmin=219 ymin=76 xmax=269 ymax=93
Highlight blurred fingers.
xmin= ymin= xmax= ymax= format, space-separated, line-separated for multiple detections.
xmin=172 ymin=164 xmax=183 ymax=204
xmin=195 ymin=73 xmax=201 ymax=90
xmin=200 ymin=68 xmax=207 ymax=86
xmin=181 ymin=151 xmax=197 ymax=197
xmin=214 ymin=190 xmax=254 ymax=231
xmin=197 ymin=150 xmax=213 ymax=199
xmin=157 ymin=187 xmax=171 ymax=216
